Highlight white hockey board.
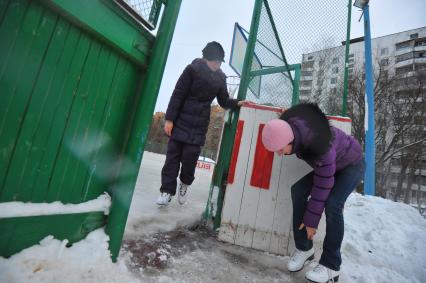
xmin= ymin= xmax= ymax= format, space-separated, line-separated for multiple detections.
xmin=218 ymin=103 xmax=352 ymax=256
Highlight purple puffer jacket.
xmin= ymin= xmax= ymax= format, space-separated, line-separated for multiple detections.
xmin=288 ymin=117 xmax=363 ymax=229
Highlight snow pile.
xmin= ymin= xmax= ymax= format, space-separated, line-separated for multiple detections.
xmin=1 ymin=193 xmax=425 ymax=283
xmin=0 ymin=152 xmax=425 ymax=282
xmin=0 ymin=193 xmax=111 ymax=218
xmin=0 ymin=229 xmax=138 ymax=283
xmin=342 ymin=193 xmax=426 ymax=283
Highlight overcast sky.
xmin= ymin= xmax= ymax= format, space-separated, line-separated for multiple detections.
xmin=154 ymin=0 xmax=426 ymax=112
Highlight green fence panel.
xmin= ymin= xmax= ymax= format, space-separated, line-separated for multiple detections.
xmin=0 ymin=0 xmax=181 ymax=260
xmin=0 ymin=212 xmax=106 ymax=258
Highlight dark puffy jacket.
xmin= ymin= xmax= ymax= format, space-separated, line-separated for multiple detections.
xmin=165 ymin=58 xmax=239 ymax=145
xmin=283 ymin=103 xmax=363 ymax=228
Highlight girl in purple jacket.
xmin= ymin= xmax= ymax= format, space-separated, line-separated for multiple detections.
xmin=262 ymin=103 xmax=365 ymax=283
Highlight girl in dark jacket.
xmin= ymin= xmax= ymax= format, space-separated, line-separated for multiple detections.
xmin=262 ymin=103 xmax=365 ymax=283
xmin=157 ymin=42 xmax=242 ymax=206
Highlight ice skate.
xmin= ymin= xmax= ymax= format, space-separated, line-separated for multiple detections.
xmin=305 ymin=263 xmax=340 ymax=283
xmin=287 ymin=247 xmax=315 ymax=272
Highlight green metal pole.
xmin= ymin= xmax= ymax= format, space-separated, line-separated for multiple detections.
xmin=106 ymin=0 xmax=182 ymax=261
xmin=292 ymin=64 xmax=301 ymax=106
xmin=341 ymin=0 xmax=352 ymax=116
xmin=211 ymin=0 xmax=264 ymax=230
xmin=238 ymin=1 xmax=263 ymax=101
xmin=250 ymin=64 xmax=299 ymax=77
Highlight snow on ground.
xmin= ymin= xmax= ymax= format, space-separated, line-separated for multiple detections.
xmin=1 ymin=152 xmax=426 ymax=283
xmin=0 ymin=193 xmax=111 ymax=218
xmin=124 ymin=152 xmax=212 ymax=237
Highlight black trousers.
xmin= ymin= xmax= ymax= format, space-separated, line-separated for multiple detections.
xmin=160 ymin=139 xmax=201 ymax=195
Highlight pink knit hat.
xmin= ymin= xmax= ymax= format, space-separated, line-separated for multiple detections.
xmin=262 ymin=119 xmax=294 ymax=152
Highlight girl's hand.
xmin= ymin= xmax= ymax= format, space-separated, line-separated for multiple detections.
xmin=164 ymin=120 xmax=173 ymax=136
xmin=237 ymin=100 xmax=250 ymax=107
xmin=299 ymin=223 xmax=316 ymax=240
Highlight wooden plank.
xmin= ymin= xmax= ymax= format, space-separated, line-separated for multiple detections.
xmin=41 ymin=0 xmax=154 ymax=66
xmin=0 ymin=0 xmax=29 ymax=75
xmin=3 ymin=15 xmax=70 ymax=202
xmin=218 ymin=106 xmax=255 ymax=244
xmin=268 ymin=153 xmax=290 ymax=255
xmin=75 ymin=49 xmax=121 ymax=202
xmin=0 ymin=0 xmax=12 ymax=25
xmin=227 ymin=121 xmax=245 ymax=185
xmin=268 ymin=155 xmax=303 ymax=255
xmin=0 ymin=2 xmax=55 ymax=201
xmin=83 ymin=58 xmax=140 ymax=200
xmin=0 ymin=212 xmax=106 ymax=258
xmin=249 ymin=122 xmax=275 ymax=189
xmin=251 ymin=109 xmax=282 ymax=252
xmin=234 ymin=110 xmax=265 ymax=248
xmin=329 ymin=117 xmax=351 ymax=134
xmin=47 ymin=39 xmax=102 ymax=203
xmin=35 ymin=29 xmax=91 ymax=202
xmin=65 ymin=46 xmax=115 ymax=202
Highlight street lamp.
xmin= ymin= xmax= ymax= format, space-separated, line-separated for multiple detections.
xmin=354 ymin=0 xmax=375 ymax=196
xmin=353 ymin=0 xmax=369 ymax=9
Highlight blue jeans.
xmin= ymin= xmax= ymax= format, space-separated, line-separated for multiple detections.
xmin=291 ymin=159 xmax=365 ymax=271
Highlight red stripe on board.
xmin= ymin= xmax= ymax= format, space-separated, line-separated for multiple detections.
xmin=241 ymin=102 xmax=282 ymax=112
xmin=250 ymin=124 xmax=274 ymax=189
xmin=227 ymin=120 xmax=245 ymax=184
xmin=327 ymin=116 xmax=352 ymax=122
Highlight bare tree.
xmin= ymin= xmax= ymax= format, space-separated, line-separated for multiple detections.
xmin=347 ymin=58 xmax=426 ymax=199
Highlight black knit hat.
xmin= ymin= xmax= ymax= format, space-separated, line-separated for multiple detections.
xmin=202 ymin=41 xmax=225 ymax=62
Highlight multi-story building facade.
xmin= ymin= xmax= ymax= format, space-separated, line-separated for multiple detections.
xmin=299 ymin=27 xmax=426 ymax=211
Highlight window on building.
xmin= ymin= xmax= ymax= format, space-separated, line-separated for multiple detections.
xmin=414 ymin=38 xmax=426 ymax=46
xmin=332 ymin=57 xmax=339 ymax=64
xmin=391 ymin=159 xmax=401 ymax=167
xmin=381 ymin=48 xmax=389 ymax=56
xmin=301 ymin=80 xmax=312 ymax=87
xmin=415 ymin=52 xmax=425 ymax=58
xmin=415 ymin=64 xmax=426 ymax=71
xmin=300 ymin=90 xmax=311 ymax=97
xmin=330 ymin=77 xmax=337 ymax=84
xmin=396 ymin=41 xmax=412 ymax=50
xmin=307 ymin=55 xmax=314 ymax=61
xmin=301 ymin=70 xmax=313 ymax=77
xmin=332 ymin=67 xmax=339 ymax=74
xmin=410 ymin=33 xmax=419 ymax=39
xmin=349 ymin=53 xmax=354 ymax=58
xmin=302 ymin=61 xmax=314 ymax=69
xmin=396 ymin=66 xmax=413 ymax=75
xmin=380 ymin=58 xmax=389 ymax=66
xmin=396 ymin=52 xmax=414 ymax=63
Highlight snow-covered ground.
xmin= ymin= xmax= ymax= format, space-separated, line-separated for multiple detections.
xmin=1 ymin=152 xmax=426 ymax=283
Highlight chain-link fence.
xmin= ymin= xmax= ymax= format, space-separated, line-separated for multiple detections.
xmin=241 ymin=0 xmax=350 ymax=114
xmin=117 ymin=0 xmax=162 ymax=30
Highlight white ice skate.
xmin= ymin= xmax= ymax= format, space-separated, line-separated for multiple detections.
xmin=177 ymin=181 xmax=189 ymax=205
xmin=287 ymin=247 xmax=315 ymax=272
xmin=305 ymin=263 xmax=340 ymax=283
xmin=156 ymin=192 xmax=172 ymax=205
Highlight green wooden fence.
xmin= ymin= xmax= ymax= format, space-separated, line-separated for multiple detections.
xmin=0 ymin=0 xmax=181 ymax=261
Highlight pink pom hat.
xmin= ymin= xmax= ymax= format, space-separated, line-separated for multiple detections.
xmin=262 ymin=119 xmax=294 ymax=152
